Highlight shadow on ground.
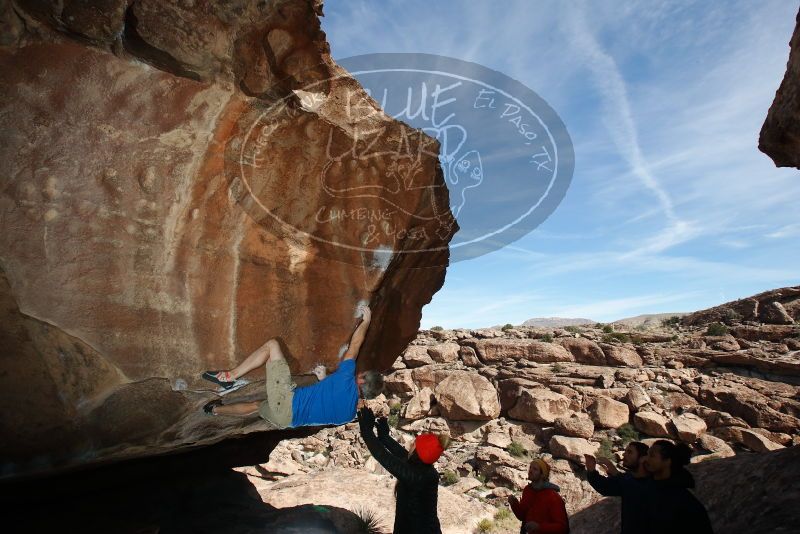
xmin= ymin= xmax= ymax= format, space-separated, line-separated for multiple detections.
xmin=0 ymin=428 xmax=365 ymax=533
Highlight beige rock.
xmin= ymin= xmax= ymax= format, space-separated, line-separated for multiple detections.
xmin=403 ymin=345 xmax=435 ymax=368
xmin=429 ymin=342 xmax=461 ymax=363
xmin=625 ymin=385 xmax=651 ymax=411
xmin=472 ymin=339 xmax=574 ymax=363
xmin=434 ymin=372 xmax=501 ymax=421
xmin=589 ymin=397 xmax=630 ymax=429
xmin=600 ymin=344 xmax=643 ymax=367
xmin=449 ymin=476 xmax=482 ymax=494
xmin=558 ymin=337 xmax=607 ymax=365
xmin=384 ymin=369 xmax=417 ymax=396
xmin=459 ymin=346 xmax=483 ymax=367
xmin=403 ymin=387 xmax=434 ymax=420
xmin=554 ymin=414 xmax=595 ymax=438
xmin=633 ymin=411 xmax=672 ymax=438
xmin=740 ymin=429 xmax=785 ymax=452
xmin=692 ymin=434 xmax=735 ymax=463
xmin=549 ymin=435 xmax=599 ymax=463
xmin=670 ymin=413 xmax=707 ymax=442
xmin=509 ymin=388 xmax=571 ymax=424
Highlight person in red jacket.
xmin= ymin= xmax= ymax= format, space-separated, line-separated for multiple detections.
xmin=508 ymin=458 xmax=569 ymax=534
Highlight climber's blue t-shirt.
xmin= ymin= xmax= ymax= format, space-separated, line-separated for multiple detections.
xmin=291 ymin=358 xmax=358 ymax=427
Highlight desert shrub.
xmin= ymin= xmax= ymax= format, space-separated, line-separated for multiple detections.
xmin=551 ymin=362 xmax=565 ymax=373
xmin=602 ymin=332 xmax=631 ymax=343
xmin=441 ymin=469 xmax=459 ymax=486
xmin=705 ymin=322 xmax=728 ymax=336
xmin=506 ymin=441 xmax=527 ymax=458
xmin=720 ymin=308 xmax=742 ymax=325
xmin=387 ymin=414 xmax=399 ymax=428
xmin=616 ymin=423 xmax=639 ymax=446
xmin=597 ymin=438 xmax=614 ymax=459
xmin=631 ymin=335 xmax=644 ymax=346
xmin=389 ymin=402 xmax=402 ymax=415
xmin=565 ymin=325 xmax=583 ymax=334
xmin=475 ymin=472 xmax=487 ymax=483
xmin=353 ymin=506 xmax=387 ymax=534
xmin=502 ymin=323 xmax=514 ymax=331
xmin=661 ymin=316 xmax=681 ymax=328
xmin=541 ymin=333 xmax=554 ymax=343
xmin=602 ymin=324 xmax=614 ymax=333
xmin=476 ymin=518 xmax=494 ymax=533
xmin=431 ymin=325 xmax=444 ymax=331
xmin=494 ymin=508 xmax=512 ymax=521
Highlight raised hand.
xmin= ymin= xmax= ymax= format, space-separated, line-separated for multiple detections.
xmin=357 ymin=406 xmax=376 ymax=434
xmin=357 ymin=303 xmax=372 ymax=323
xmin=376 ymin=416 xmax=390 ymax=437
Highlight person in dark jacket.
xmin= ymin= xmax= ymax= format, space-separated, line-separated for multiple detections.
xmin=642 ymin=440 xmax=714 ymax=534
xmin=584 ymin=442 xmax=651 ymax=534
xmin=357 ymin=406 xmax=447 ymax=534
xmin=508 ymin=458 xmax=569 ymax=534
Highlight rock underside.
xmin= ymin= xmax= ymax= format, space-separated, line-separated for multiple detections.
xmin=0 ymin=0 xmax=456 ymax=479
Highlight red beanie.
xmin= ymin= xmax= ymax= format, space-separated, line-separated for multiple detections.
xmin=414 ymin=434 xmax=444 ymax=464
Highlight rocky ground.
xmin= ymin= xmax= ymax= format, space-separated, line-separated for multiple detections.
xmin=237 ymin=287 xmax=800 ymax=533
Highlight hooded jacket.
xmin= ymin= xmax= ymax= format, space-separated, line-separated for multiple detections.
xmin=510 ymin=480 xmax=569 ymax=534
xmin=359 ymin=423 xmax=441 ymax=534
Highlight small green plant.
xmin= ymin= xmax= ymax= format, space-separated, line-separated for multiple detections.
xmin=476 ymin=518 xmax=494 ymax=533
xmin=551 ymin=362 xmax=565 ymax=373
xmin=506 ymin=441 xmax=527 ymax=458
xmin=352 ymin=506 xmax=387 ymax=534
xmin=720 ymin=308 xmax=742 ymax=325
xmin=602 ymin=332 xmax=631 ymax=343
xmin=430 ymin=325 xmax=444 ymax=332
xmin=602 ymin=324 xmax=614 ymax=333
xmin=502 ymin=323 xmax=514 ymax=331
xmin=541 ymin=333 xmax=553 ymax=343
xmin=661 ymin=316 xmax=681 ymax=328
xmin=616 ymin=423 xmax=639 ymax=446
xmin=597 ymin=438 xmax=614 ymax=460
xmin=441 ymin=469 xmax=459 ymax=486
xmin=631 ymin=335 xmax=644 ymax=346
xmin=389 ymin=402 xmax=402 ymax=415
xmin=475 ymin=472 xmax=487 ymax=483
xmin=671 ymin=334 xmax=679 ymax=342
xmin=388 ymin=414 xmax=399 ymax=428
xmin=595 ymin=322 xmax=604 ymax=328
xmin=565 ymin=325 xmax=583 ymax=334
xmin=494 ymin=508 xmax=512 ymax=521
xmin=705 ymin=322 xmax=728 ymax=336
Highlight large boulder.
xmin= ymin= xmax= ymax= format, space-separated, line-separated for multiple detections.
xmin=554 ymin=414 xmax=595 ymax=439
xmin=471 ymin=339 xmax=574 ymax=364
xmin=670 ymin=413 xmax=707 ymax=443
xmin=509 ymin=388 xmax=571 ymax=424
xmin=633 ymin=411 xmax=672 ymax=438
xmin=433 ymin=372 xmax=501 ymax=421
xmin=402 ymin=346 xmax=435 ymax=368
xmin=428 ymin=342 xmax=461 ymax=363
xmin=599 ymin=344 xmax=643 ymax=367
xmin=403 ymin=387 xmax=434 ymax=420
xmin=588 ymin=397 xmax=630 ymax=429
xmin=548 ymin=435 xmax=599 ymax=463
xmin=0 ymin=0 xmax=457 ymax=478
xmin=558 ymin=337 xmax=607 ymax=365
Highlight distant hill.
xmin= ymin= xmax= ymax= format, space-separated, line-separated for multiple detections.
xmin=520 ymin=317 xmax=596 ymax=328
xmin=610 ymin=312 xmax=688 ymax=329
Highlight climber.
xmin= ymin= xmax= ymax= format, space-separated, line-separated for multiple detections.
xmin=508 ymin=458 xmax=570 ymax=534
xmin=641 ymin=440 xmax=714 ymax=534
xmin=357 ymin=406 xmax=449 ymax=534
xmin=200 ymin=303 xmax=384 ymax=428
xmin=584 ymin=442 xmax=651 ymax=534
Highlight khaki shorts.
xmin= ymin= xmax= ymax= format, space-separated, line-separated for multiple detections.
xmin=257 ymin=358 xmax=296 ymax=428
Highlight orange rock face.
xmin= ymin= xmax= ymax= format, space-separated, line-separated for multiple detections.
xmin=0 ymin=0 xmax=456 ymax=478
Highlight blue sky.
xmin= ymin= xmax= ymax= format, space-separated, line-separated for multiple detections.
xmin=322 ymin=0 xmax=800 ymax=328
